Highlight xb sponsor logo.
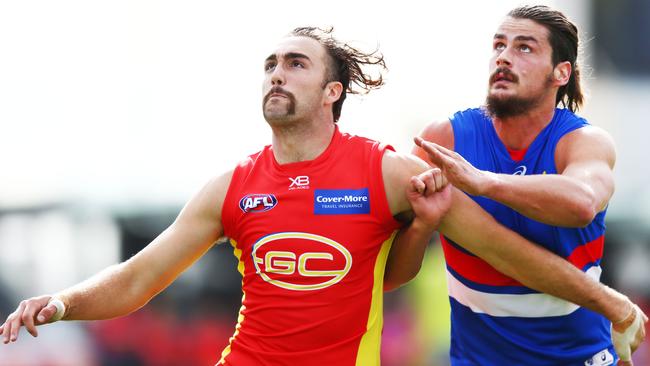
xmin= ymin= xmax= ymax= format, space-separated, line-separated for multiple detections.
xmin=289 ymin=175 xmax=310 ymax=190
xmin=239 ymin=194 xmax=278 ymax=213
xmin=252 ymin=232 xmax=352 ymax=291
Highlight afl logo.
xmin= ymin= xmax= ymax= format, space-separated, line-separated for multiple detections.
xmin=239 ymin=194 xmax=278 ymax=213
xmin=252 ymin=232 xmax=352 ymax=291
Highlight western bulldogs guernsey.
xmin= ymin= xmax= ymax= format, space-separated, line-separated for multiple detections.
xmin=218 ymin=126 xmax=401 ymax=366
xmin=445 ymin=108 xmax=615 ymax=366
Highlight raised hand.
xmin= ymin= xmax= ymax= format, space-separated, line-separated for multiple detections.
xmin=406 ymin=167 xmax=452 ymax=229
xmin=415 ymin=137 xmax=494 ymax=197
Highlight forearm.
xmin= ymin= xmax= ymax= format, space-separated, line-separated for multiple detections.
xmin=56 ymin=262 xmax=155 ymax=321
xmin=485 ymin=173 xmax=598 ymax=227
xmin=384 ymin=218 xmax=437 ymax=291
xmin=56 ymin=226 xmax=212 ymax=321
xmin=440 ymin=189 xmax=629 ymax=323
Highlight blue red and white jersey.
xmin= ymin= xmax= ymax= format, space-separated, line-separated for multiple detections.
xmin=218 ymin=126 xmax=401 ymax=366
xmin=445 ymin=108 xmax=615 ymax=366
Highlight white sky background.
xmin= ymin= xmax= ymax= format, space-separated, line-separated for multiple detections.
xmin=0 ymin=0 xmax=591 ymax=209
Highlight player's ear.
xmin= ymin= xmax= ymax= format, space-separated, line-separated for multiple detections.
xmin=324 ymin=81 xmax=343 ymax=105
xmin=553 ymin=61 xmax=571 ymax=86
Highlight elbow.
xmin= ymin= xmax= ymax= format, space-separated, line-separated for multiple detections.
xmin=571 ymin=195 xmax=600 ymax=228
xmin=573 ymin=207 xmax=597 ymax=227
xmin=383 ymin=267 xmax=420 ymax=292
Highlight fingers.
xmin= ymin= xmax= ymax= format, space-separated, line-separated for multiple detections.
xmin=431 ymin=167 xmax=448 ymax=190
xmin=617 ymin=361 xmax=632 ymax=366
xmin=2 ymin=301 xmax=26 ymax=344
xmin=409 ymin=176 xmax=426 ymax=195
xmin=36 ymin=303 xmax=59 ymax=324
xmin=1 ymin=296 xmax=56 ymax=344
xmin=410 ymin=169 xmax=447 ymax=196
xmin=21 ymin=301 xmax=39 ymax=338
xmin=414 ymin=137 xmax=446 ymax=165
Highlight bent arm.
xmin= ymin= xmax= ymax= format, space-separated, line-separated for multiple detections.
xmin=418 ymin=123 xmax=616 ymax=227
xmin=479 ymin=127 xmax=615 ymax=226
xmin=382 ymin=151 xmax=451 ymax=291
xmin=385 ymin=218 xmax=436 ymax=291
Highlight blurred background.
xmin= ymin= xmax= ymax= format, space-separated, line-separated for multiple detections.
xmin=1 ymin=0 xmax=649 ymax=365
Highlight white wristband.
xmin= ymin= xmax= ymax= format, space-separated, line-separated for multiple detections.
xmin=49 ymin=298 xmax=66 ymax=322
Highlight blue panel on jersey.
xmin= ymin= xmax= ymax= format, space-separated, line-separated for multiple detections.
xmin=448 ymin=297 xmax=614 ymax=365
xmin=314 ymin=188 xmax=370 ymax=215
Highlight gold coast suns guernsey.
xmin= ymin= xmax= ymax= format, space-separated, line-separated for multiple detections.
xmin=218 ymin=126 xmax=401 ymax=366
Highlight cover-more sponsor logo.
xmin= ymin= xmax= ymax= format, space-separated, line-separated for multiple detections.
xmin=314 ymin=188 xmax=370 ymax=215
xmin=239 ymin=193 xmax=278 ymax=213
xmin=252 ymin=232 xmax=352 ymax=291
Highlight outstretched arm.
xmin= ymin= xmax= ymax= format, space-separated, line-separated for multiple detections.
xmin=0 ymin=170 xmax=233 ymax=343
xmin=439 ymin=187 xmax=628 ymax=319
xmin=439 ymin=186 xmax=646 ymax=364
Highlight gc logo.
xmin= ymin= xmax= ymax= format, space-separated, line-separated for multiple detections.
xmin=252 ymin=232 xmax=352 ymax=291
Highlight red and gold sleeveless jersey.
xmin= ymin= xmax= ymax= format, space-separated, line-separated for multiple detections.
xmin=218 ymin=126 xmax=401 ymax=366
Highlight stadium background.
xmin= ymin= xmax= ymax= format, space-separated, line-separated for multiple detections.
xmin=1 ymin=0 xmax=649 ymax=364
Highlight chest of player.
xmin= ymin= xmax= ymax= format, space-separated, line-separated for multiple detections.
xmin=228 ymin=171 xmax=394 ymax=291
xmin=233 ymin=173 xmax=380 ymax=239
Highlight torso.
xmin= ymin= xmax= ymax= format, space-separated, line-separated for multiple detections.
xmin=218 ymin=127 xmax=400 ymax=366
xmin=442 ymin=107 xmax=613 ymax=366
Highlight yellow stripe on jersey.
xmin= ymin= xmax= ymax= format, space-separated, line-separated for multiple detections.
xmin=218 ymin=239 xmax=247 ymax=365
xmin=355 ymin=230 xmax=397 ymax=366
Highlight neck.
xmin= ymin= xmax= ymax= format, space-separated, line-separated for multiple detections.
xmin=270 ymin=117 xmax=336 ymax=164
xmin=492 ymin=101 xmax=557 ymax=150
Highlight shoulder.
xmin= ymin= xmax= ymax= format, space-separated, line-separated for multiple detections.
xmin=413 ymin=119 xmax=454 ymax=164
xmin=415 ymin=108 xmax=484 ymax=151
xmin=193 ymin=168 xmax=236 ymax=215
xmin=382 ymin=149 xmax=429 ymax=177
xmin=418 ymin=120 xmax=454 ymax=149
xmin=173 ymin=167 xmax=235 ymax=239
xmin=339 ymin=130 xmax=391 ymax=153
xmin=556 ymin=124 xmax=616 ymax=171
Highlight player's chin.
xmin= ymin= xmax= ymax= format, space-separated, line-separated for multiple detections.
xmin=488 ymin=88 xmax=515 ymax=99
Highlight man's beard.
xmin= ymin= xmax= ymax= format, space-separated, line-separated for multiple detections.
xmin=485 ymin=70 xmax=554 ymax=119
xmin=263 ymin=86 xmax=297 ymax=122
xmin=485 ymin=93 xmax=541 ymax=119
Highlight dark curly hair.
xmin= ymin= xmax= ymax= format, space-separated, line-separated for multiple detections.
xmin=508 ymin=5 xmax=584 ymax=112
xmin=290 ymin=27 xmax=387 ymax=122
